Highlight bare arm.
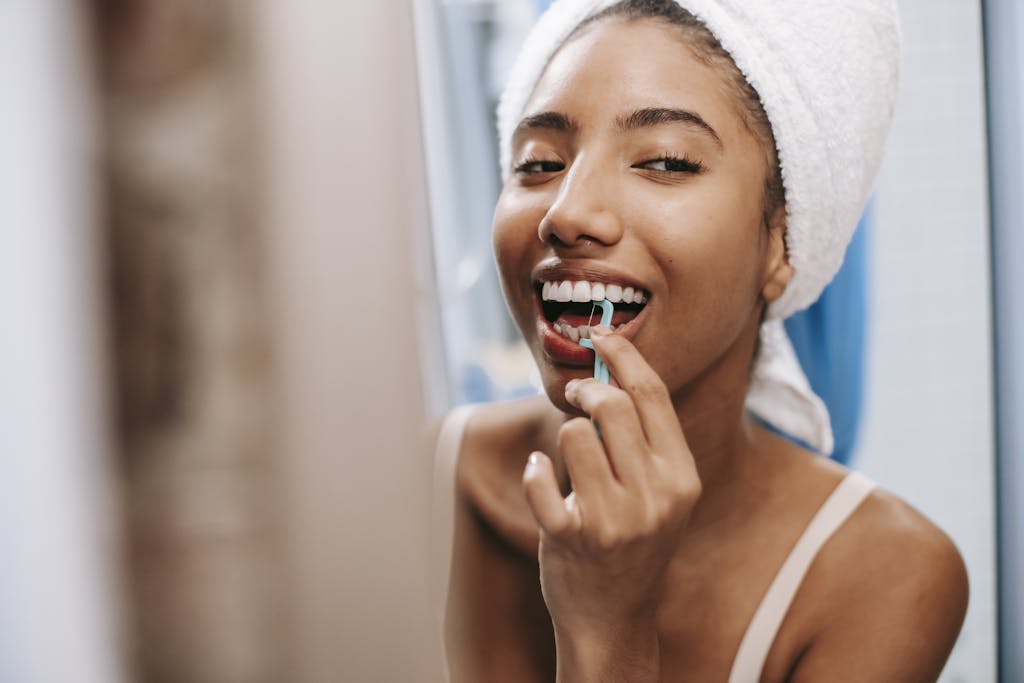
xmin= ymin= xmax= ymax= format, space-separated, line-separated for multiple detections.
xmin=444 ymin=413 xmax=555 ymax=682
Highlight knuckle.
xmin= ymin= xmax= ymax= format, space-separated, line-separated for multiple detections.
xmin=654 ymin=460 xmax=702 ymax=502
xmin=627 ymin=376 xmax=669 ymax=403
xmin=558 ymin=418 xmax=593 ymax=448
xmin=546 ymin=517 xmax=575 ymax=543
xmin=591 ymin=390 xmax=630 ymax=417
xmin=665 ymin=477 xmax=699 ymax=503
xmin=598 ymin=335 xmax=622 ymax=352
xmin=593 ymin=524 xmax=624 ymax=550
xmin=668 ymin=483 xmax=702 ymax=517
xmin=685 ymin=479 xmax=703 ymax=503
xmin=642 ymin=498 xmax=671 ymax=529
xmin=603 ymin=334 xmax=629 ymax=353
xmin=675 ymin=476 xmax=703 ymax=504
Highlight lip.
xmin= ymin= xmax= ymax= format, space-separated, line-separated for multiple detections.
xmin=531 ymin=260 xmax=652 ymax=368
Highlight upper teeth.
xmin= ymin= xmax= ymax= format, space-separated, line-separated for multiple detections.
xmin=541 ymin=280 xmax=647 ymax=304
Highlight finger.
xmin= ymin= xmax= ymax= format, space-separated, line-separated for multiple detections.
xmin=564 ymin=378 xmax=647 ymax=486
xmin=590 ymin=326 xmax=692 ymax=459
xmin=557 ymin=417 xmax=619 ymax=508
xmin=522 ymin=451 xmax=578 ymax=541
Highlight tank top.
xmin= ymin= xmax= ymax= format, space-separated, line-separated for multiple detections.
xmin=431 ymin=406 xmax=877 ymax=682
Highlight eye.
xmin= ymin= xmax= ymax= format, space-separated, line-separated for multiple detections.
xmin=636 ymin=155 xmax=704 ymax=174
xmin=514 ymin=158 xmax=565 ymax=174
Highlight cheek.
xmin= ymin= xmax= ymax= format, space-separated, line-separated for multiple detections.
xmin=492 ymin=189 xmax=550 ymax=276
xmin=646 ymin=185 xmax=765 ymax=301
xmin=491 ymin=196 xmax=519 ymax=263
xmin=686 ymin=216 xmax=762 ymax=297
xmin=491 ymin=190 xmax=548 ymax=323
xmin=636 ymin=180 xmax=767 ymax=373
xmin=491 ymin=195 xmax=526 ymax=289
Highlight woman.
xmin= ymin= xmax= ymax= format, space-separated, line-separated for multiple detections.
xmin=434 ymin=1 xmax=968 ymax=680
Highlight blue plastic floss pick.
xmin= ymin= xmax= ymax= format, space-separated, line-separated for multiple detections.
xmin=578 ymin=298 xmax=614 ymax=437
xmin=579 ymin=298 xmax=614 ymax=384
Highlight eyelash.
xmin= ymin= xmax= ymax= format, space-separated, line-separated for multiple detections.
xmin=512 ymin=154 xmax=705 ymax=175
xmin=638 ymin=154 xmax=705 ymax=174
xmin=513 ymin=157 xmax=564 ymax=174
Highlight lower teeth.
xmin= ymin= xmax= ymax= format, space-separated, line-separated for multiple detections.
xmin=554 ymin=322 xmax=622 ymax=341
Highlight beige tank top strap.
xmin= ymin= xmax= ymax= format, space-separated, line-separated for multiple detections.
xmin=728 ymin=471 xmax=878 ymax=683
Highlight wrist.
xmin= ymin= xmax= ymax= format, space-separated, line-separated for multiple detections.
xmin=553 ymin=619 xmax=661 ymax=683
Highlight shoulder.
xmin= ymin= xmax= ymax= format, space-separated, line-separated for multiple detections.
xmin=829 ymin=486 xmax=969 ymax=619
xmin=790 ymin=480 xmax=968 ymax=682
xmin=458 ymin=396 xmax=551 ymax=455
xmin=451 ymin=395 xmax=555 ymax=556
xmin=454 ymin=395 xmax=553 ymax=488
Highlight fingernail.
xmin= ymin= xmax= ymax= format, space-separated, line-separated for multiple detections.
xmin=525 ymin=452 xmax=541 ymax=475
xmin=565 ymin=379 xmax=579 ymax=393
xmin=591 ymin=325 xmax=612 ymax=337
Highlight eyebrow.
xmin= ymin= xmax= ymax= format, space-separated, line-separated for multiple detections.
xmin=616 ymin=107 xmax=722 ymax=148
xmin=511 ymin=107 xmax=723 ymax=148
xmin=513 ymin=111 xmax=579 ymax=138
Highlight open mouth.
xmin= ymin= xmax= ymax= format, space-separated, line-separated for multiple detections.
xmin=536 ymin=278 xmax=649 ymax=342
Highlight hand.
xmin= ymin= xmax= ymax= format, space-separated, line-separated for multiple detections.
xmin=522 ymin=326 xmax=702 ymax=662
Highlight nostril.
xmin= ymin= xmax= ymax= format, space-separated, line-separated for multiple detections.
xmin=542 ymin=229 xmax=602 ymax=250
xmin=539 ymin=204 xmax=618 ymax=248
xmin=538 ymin=217 xmax=560 ymax=246
xmin=545 ymin=232 xmax=568 ymax=247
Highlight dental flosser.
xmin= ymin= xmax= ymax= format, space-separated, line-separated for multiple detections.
xmin=578 ymin=298 xmax=614 ymax=437
xmin=578 ymin=298 xmax=614 ymax=383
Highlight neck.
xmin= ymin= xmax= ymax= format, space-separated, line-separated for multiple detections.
xmin=666 ymin=313 xmax=775 ymax=528
xmin=672 ymin=383 xmax=755 ymax=490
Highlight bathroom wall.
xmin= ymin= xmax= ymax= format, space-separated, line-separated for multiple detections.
xmin=857 ymin=1 xmax=997 ymax=680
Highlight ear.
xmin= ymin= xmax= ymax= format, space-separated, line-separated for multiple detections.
xmin=761 ymin=205 xmax=794 ymax=304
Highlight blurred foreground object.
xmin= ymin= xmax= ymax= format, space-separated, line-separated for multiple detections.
xmin=94 ymin=1 xmax=280 ymax=680
xmin=92 ymin=0 xmax=440 ymax=680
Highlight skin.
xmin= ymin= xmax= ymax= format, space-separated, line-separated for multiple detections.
xmin=444 ymin=16 xmax=968 ymax=682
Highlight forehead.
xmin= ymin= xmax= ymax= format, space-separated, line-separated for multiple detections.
xmin=523 ymin=17 xmax=745 ymax=140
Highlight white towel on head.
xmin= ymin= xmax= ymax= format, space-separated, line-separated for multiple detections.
xmin=496 ymin=0 xmax=900 ymax=455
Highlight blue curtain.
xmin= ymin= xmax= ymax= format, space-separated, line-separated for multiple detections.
xmin=784 ymin=210 xmax=871 ymax=464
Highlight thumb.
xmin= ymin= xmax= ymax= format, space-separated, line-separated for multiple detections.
xmin=522 ymin=451 xmax=577 ymax=541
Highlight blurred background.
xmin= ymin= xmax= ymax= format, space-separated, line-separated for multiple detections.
xmin=0 ymin=0 xmax=1021 ymax=681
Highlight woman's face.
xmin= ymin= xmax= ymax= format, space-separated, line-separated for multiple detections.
xmin=493 ymin=17 xmax=790 ymax=413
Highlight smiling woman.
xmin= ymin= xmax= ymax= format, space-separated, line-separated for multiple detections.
xmin=494 ymin=14 xmax=789 ymax=422
xmin=434 ymin=1 xmax=970 ymax=682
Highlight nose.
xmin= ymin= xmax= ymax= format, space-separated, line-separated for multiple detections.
xmin=537 ymin=155 xmax=624 ymax=249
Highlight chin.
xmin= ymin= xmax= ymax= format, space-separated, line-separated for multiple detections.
xmin=537 ymin=367 xmax=589 ymax=416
